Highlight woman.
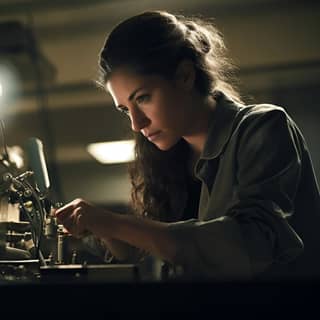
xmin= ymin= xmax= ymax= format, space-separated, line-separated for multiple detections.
xmin=55 ymin=10 xmax=320 ymax=280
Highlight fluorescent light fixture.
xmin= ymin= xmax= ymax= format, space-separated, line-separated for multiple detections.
xmin=87 ymin=140 xmax=135 ymax=164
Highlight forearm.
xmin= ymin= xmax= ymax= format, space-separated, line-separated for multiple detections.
xmin=88 ymin=213 xmax=178 ymax=264
xmin=101 ymin=237 xmax=142 ymax=262
xmin=55 ymin=199 xmax=179 ymax=264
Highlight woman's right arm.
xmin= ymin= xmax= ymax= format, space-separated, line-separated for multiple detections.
xmin=101 ymin=237 xmax=144 ymax=263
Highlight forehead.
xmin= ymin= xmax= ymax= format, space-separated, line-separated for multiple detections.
xmin=106 ymin=67 xmax=168 ymax=99
xmin=106 ymin=68 xmax=145 ymax=93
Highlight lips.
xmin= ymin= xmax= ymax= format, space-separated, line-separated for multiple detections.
xmin=146 ymin=131 xmax=161 ymax=141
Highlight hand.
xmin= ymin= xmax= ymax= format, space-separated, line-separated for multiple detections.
xmin=54 ymin=198 xmax=96 ymax=238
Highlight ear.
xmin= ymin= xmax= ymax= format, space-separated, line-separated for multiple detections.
xmin=174 ymin=59 xmax=195 ymax=91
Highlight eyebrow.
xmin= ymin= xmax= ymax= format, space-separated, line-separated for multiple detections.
xmin=128 ymin=87 xmax=144 ymax=101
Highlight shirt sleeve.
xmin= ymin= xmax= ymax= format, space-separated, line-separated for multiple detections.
xmin=167 ymin=108 xmax=304 ymax=280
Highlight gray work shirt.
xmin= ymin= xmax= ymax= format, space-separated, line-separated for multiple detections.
xmin=168 ymin=91 xmax=320 ymax=281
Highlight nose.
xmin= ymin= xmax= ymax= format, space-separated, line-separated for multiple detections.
xmin=130 ymin=106 xmax=150 ymax=132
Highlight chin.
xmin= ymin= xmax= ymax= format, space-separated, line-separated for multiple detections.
xmin=154 ymin=139 xmax=180 ymax=151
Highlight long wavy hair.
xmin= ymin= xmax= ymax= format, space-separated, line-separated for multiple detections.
xmin=97 ymin=11 xmax=241 ymax=221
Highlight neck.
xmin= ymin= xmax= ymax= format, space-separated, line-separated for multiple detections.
xmin=183 ymin=94 xmax=217 ymax=156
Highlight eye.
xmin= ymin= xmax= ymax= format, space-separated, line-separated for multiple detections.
xmin=116 ymin=105 xmax=130 ymax=115
xmin=135 ymin=94 xmax=150 ymax=105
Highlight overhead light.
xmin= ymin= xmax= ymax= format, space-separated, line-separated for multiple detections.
xmin=87 ymin=140 xmax=135 ymax=164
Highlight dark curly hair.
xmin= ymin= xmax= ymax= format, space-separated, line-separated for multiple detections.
xmin=97 ymin=10 xmax=241 ymax=221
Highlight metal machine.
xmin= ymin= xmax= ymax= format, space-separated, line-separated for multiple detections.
xmin=0 ymin=127 xmax=139 ymax=283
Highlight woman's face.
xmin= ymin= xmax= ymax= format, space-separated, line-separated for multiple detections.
xmin=106 ymin=67 xmax=195 ymax=151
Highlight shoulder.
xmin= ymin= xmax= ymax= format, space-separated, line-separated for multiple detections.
xmin=230 ymin=103 xmax=297 ymax=151
xmin=234 ymin=103 xmax=292 ymax=133
xmin=240 ymin=103 xmax=288 ymax=121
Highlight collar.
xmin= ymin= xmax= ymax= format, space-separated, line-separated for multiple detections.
xmin=199 ymin=91 xmax=244 ymax=160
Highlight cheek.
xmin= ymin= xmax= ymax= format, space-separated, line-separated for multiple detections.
xmin=153 ymin=103 xmax=175 ymax=128
xmin=142 ymin=81 xmax=186 ymax=131
xmin=164 ymin=103 xmax=186 ymax=131
xmin=155 ymin=91 xmax=184 ymax=123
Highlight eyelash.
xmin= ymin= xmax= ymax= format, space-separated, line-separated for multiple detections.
xmin=116 ymin=106 xmax=129 ymax=115
xmin=135 ymin=94 xmax=150 ymax=104
xmin=116 ymin=94 xmax=150 ymax=115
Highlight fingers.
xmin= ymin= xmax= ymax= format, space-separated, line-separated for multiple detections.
xmin=55 ymin=199 xmax=84 ymax=222
xmin=55 ymin=198 xmax=83 ymax=215
xmin=54 ymin=198 xmax=89 ymax=237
